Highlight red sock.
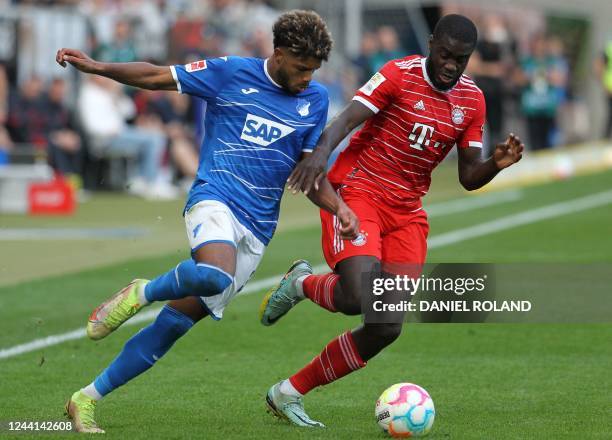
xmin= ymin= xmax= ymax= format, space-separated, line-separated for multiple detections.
xmin=302 ymin=273 xmax=339 ymax=312
xmin=289 ymin=331 xmax=366 ymax=395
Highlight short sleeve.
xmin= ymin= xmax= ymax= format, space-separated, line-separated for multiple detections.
xmin=352 ymin=60 xmax=401 ymax=114
xmin=458 ymin=93 xmax=486 ymax=149
xmin=302 ymin=90 xmax=329 ymax=153
xmin=170 ymin=56 xmax=240 ymax=100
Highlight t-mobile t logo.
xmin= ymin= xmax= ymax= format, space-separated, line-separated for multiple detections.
xmin=408 ymin=123 xmax=434 ymax=150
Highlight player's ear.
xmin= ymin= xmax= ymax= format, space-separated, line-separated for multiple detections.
xmin=272 ymin=47 xmax=285 ymax=66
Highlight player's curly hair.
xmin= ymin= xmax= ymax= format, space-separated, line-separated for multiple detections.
xmin=272 ymin=10 xmax=333 ymax=61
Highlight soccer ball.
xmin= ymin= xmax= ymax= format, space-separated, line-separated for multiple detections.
xmin=375 ymin=383 xmax=435 ymax=437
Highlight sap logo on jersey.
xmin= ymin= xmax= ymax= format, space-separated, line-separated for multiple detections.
xmin=241 ymin=113 xmax=295 ymax=146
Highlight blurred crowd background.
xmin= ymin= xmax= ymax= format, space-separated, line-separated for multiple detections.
xmin=1 ymin=0 xmax=611 ymax=199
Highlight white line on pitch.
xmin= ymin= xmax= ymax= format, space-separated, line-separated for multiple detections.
xmin=0 ymin=227 xmax=149 ymax=240
xmin=427 ymin=189 xmax=612 ymax=248
xmin=2 ymin=189 xmax=612 ymax=361
xmin=0 ymin=274 xmax=288 ymax=361
xmin=424 ymin=189 xmax=522 ymax=217
xmin=0 ymin=271 xmax=324 ymax=361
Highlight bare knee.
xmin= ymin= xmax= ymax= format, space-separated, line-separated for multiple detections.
xmin=366 ymin=323 xmax=403 ymax=346
xmin=193 ymin=242 xmax=237 ymax=276
xmin=167 ymin=297 xmax=208 ymax=322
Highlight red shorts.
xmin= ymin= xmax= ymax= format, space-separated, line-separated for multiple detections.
xmin=321 ymin=188 xmax=429 ymax=275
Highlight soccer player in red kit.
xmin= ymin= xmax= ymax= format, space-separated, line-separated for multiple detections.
xmin=259 ymin=14 xmax=524 ymax=427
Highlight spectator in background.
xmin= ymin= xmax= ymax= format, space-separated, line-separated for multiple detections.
xmin=517 ymin=34 xmax=566 ymax=150
xmin=120 ymin=0 xmax=168 ymax=61
xmin=6 ymin=76 xmax=84 ymax=176
xmin=352 ymin=31 xmax=379 ymax=85
xmin=169 ymin=17 xmax=209 ymax=60
xmin=0 ymin=125 xmax=11 ymax=166
xmin=594 ymin=40 xmax=612 ymax=138
xmin=6 ymin=75 xmax=84 ymax=174
xmin=134 ymin=88 xmax=199 ymax=190
xmin=205 ymin=0 xmax=248 ymax=55
xmin=0 ymin=64 xmax=12 ymax=165
xmin=95 ymin=19 xmax=138 ymax=63
xmin=240 ymin=0 xmax=278 ymax=57
xmin=546 ymin=35 xmax=569 ymax=145
xmin=78 ymin=75 xmax=176 ymax=199
xmin=163 ymin=92 xmax=199 ymax=188
xmin=241 ymin=27 xmax=274 ymax=58
xmin=80 ymin=0 xmax=120 ymax=49
xmin=44 ymin=78 xmax=84 ymax=181
xmin=469 ymin=14 xmax=515 ymax=149
xmin=371 ymin=26 xmax=405 ymax=72
xmin=7 ymin=75 xmax=47 ymax=148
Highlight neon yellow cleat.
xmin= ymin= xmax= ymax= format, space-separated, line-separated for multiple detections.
xmin=65 ymin=390 xmax=104 ymax=433
xmin=87 ymin=279 xmax=149 ymax=340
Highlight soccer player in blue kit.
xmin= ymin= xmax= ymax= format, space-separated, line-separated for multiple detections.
xmin=56 ymin=10 xmax=358 ymax=433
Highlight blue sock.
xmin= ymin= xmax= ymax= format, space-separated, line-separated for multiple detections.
xmin=93 ymin=305 xmax=194 ymax=397
xmin=144 ymin=259 xmax=233 ymax=302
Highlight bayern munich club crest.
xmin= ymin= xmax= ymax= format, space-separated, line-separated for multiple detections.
xmin=451 ymin=106 xmax=465 ymax=125
xmin=351 ymin=231 xmax=368 ymax=247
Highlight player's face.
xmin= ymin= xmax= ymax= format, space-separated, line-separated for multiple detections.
xmin=427 ymin=35 xmax=474 ymax=90
xmin=275 ymin=49 xmax=322 ymax=94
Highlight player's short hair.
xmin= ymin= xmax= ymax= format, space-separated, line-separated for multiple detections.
xmin=432 ymin=14 xmax=478 ymax=48
xmin=272 ymin=10 xmax=333 ymax=61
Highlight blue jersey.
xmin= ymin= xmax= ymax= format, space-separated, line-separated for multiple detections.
xmin=171 ymin=57 xmax=328 ymax=245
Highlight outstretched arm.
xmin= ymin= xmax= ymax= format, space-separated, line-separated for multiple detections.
xmin=56 ymin=48 xmax=176 ymax=91
xmin=288 ymin=100 xmax=374 ymax=194
xmin=458 ymin=133 xmax=524 ymax=191
xmin=298 ymin=159 xmax=359 ymax=240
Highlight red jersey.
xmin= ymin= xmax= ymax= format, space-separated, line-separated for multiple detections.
xmin=328 ymin=55 xmax=486 ymax=207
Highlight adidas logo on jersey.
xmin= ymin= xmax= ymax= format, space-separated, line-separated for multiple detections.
xmin=241 ymin=113 xmax=295 ymax=146
xmin=414 ymin=100 xmax=425 ymax=111
xmin=395 ymin=60 xmax=418 ymax=70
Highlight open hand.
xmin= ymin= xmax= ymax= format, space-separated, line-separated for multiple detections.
xmin=493 ymin=133 xmax=524 ymax=170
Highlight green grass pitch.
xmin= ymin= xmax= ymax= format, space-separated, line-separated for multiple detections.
xmin=0 ymin=165 xmax=611 ymax=439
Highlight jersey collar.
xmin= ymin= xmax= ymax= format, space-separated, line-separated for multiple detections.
xmin=264 ymin=59 xmax=282 ymax=89
xmin=421 ymin=57 xmax=457 ymax=93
